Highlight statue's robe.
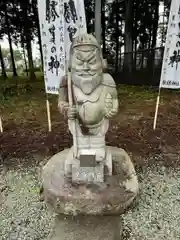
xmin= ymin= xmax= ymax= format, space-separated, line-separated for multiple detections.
xmin=58 ymin=73 xmax=118 ymax=135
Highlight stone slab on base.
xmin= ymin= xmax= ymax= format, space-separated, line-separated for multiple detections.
xmin=42 ymin=146 xmax=139 ymax=216
xmin=50 ymin=215 xmax=122 ymax=240
xmin=65 ymin=146 xmax=112 ymax=183
xmin=72 ymin=163 xmax=104 ymax=183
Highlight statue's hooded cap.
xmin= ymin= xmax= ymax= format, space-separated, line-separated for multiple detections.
xmin=68 ymin=33 xmax=103 ymax=70
xmin=71 ymin=33 xmax=100 ymax=49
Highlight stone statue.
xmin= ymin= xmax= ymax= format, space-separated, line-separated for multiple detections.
xmin=42 ymin=33 xmax=139 ymax=240
xmin=58 ymin=34 xmax=118 ymax=183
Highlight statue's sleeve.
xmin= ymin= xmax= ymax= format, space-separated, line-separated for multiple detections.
xmin=58 ymin=75 xmax=68 ymax=103
xmin=110 ymin=85 xmax=118 ymax=112
xmin=58 ymin=75 xmax=69 ymax=115
xmin=103 ymin=73 xmax=118 ymax=98
xmin=103 ymin=73 xmax=119 ymax=114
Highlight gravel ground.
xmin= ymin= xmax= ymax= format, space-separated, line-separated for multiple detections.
xmin=122 ymin=165 xmax=180 ymax=240
xmin=0 ymin=163 xmax=55 ymax=240
xmin=0 ymin=158 xmax=180 ymax=240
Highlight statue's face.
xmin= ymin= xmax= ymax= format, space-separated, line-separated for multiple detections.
xmin=71 ymin=45 xmax=103 ymax=94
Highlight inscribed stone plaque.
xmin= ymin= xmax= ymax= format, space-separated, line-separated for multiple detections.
xmin=80 ymin=154 xmax=96 ymax=167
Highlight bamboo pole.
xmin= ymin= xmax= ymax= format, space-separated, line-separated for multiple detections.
xmin=46 ymin=95 xmax=52 ymax=132
xmin=0 ymin=116 xmax=3 ymax=133
xmin=153 ymin=88 xmax=161 ymax=130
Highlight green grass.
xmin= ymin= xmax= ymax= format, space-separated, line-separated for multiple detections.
xmin=0 ymin=71 xmax=44 ymax=85
xmin=0 ymin=73 xmax=179 ymax=126
xmin=118 ymin=84 xmax=157 ymax=101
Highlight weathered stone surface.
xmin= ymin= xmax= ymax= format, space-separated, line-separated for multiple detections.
xmin=42 ymin=146 xmax=139 ymax=216
xmin=42 ymin=33 xmax=139 ymax=240
xmin=58 ymin=33 xmax=119 ymax=182
xmin=50 ymin=215 xmax=122 ymax=240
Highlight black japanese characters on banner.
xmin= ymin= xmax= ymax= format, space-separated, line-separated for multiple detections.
xmin=169 ymin=50 xmax=180 ymax=69
xmin=64 ymin=0 xmax=77 ymax=24
xmin=46 ymin=0 xmax=61 ymax=76
xmin=47 ymin=86 xmax=59 ymax=92
xmin=60 ymin=55 xmax=65 ymax=71
xmin=38 ymin=0 xmax=67 ymax=94
xmin=67 ymin=26 xmax=77 ymax=42
xmin=79 ymin=16 xmax=83 ymax=29
xmin=48 ymin=55 xmax=60 ymax=76
xmin=49 ymin=24 xmax=55 ymax=44
xmin=41 ymin=24 xmax=48 ymax=82
xmin=46 ymin=0 xmax=50 ymax=22
xmin=168 ymin=7 xmax=180 ymax=70
xmin=59 ymin=0 xmax=65 ymax=71
xmin=64 ymin=0 xmax=83 ymax=43
xmin=60 ymin=46 xmax=63 ymax=52
xmin=51 ymin=46 xmax=56 ymax=53
xmin=46 ymin=0 xmax=59 ymax=23
xmin=162 ymin=80 xmax=180 ymax=86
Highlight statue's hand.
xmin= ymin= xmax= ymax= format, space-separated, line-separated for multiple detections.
xmin=105 ymin=109 xmax=117 ymax=118
xmin=68 ymin=106 xmax=78 ymax=120
xmin=58 ymin=101 xmax=69 ymax=116
xmin=104 ymin=94 xmax=118 ymax=118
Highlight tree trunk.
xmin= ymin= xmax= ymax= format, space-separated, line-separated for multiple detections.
xmin=151 ymin=2 xmax=159 ymax=50
xmin=26 ymin=38 xmax=36 ymax=80
xmin=22 ymin=42 xmax=28 ymax=76
xmin=38 ymin=23 xmax=44 ymax=69
xmin=133 ymin=3 xmax=138 ymax=70
xmin=21 ymin=1 xmax=36 ymax=80
xmin=7 ymin=33 xmax=17 ymax=77
xmin=123 ymin=0 xmax=133 ymax=73
xmin=0 ymin=45 xmax=7 ymax=79
xmin=95 ymin=0 xmax=101 ymax=44
xmin=115 ymin=0 xmax=119 ymax=73
xmin=119 ymin=19 xmax=123 ymax=70
xmin=32 ymin=0 xmax=44 ymax=69
xmin=161 ymin=4 xmax=165 ymax=62
xmin=21 ymin=33 xmax=29 ymax=76
xmin=148 ymin=2 xmax=159 ymax=71
xmin=4 ymin=3 xmax=17 ymax=77
xmin=141 ymin=51 xmax=145 ymax=70
xmin=101 ymin=0 xmax=106 ymax=56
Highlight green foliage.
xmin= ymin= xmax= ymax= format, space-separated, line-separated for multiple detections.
xmin=1 ymin=48 xmax=23 ymax=68
xmin=0 ymin=0 xmax=168 ymax=84
xmin=0 ymin=72 xmax=44 ymax=103
xmin=23 ymin=67 xmax=42 ymax=73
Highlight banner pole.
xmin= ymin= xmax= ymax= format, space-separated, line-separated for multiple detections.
xmin=46 ymin=94 xmax=52 ymax=132
xmin=153 ymin=87 xmax=161 ymax=130
xmin=0 ymin=116 xmax=3 ymax=133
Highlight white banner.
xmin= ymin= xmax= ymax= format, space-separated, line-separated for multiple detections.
xmin=160 ymin=0 xmax=180 ymax=89
xmin=37 ymin=0 xmax=87 ymax=95
xmin=64 ymin=0 xmax=87 ymax=62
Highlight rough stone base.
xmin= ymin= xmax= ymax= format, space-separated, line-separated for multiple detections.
xmin=50 ymin=215 xmax=122 ymax=240
xmin=42 ymin=146 xmax=139 ymax=215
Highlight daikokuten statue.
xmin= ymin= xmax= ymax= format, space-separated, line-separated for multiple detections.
xmin=58 ymin=34 xmax=119 ymax=183
xmin=42 ymin=34 xmax=139 ymax=235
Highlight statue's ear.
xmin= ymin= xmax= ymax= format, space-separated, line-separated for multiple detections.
xmin=102 ymin=59 xmax=107 ymax=71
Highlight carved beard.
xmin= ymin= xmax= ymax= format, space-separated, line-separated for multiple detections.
xmin=72 ymin=72 xmax=102 ymax=95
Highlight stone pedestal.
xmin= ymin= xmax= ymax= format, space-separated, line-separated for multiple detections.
xmin=50 ymin=215 xmax=122 ymax=240
xmin=42 ymin=146 xmax=139 ymax=240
